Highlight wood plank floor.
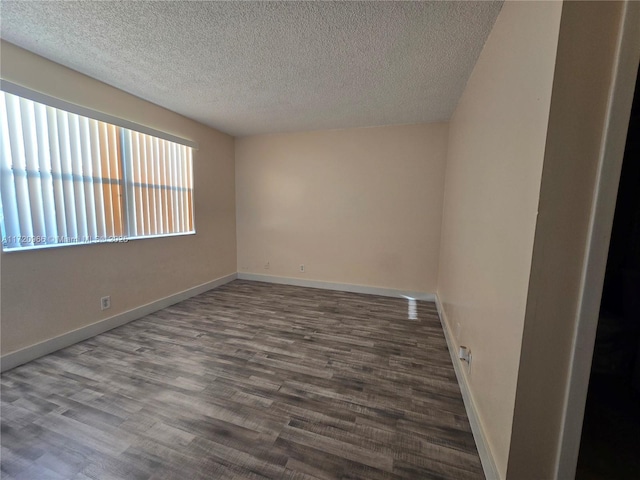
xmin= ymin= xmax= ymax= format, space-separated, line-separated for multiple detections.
xmin=1 ymin=280 xmax=484 ymax=480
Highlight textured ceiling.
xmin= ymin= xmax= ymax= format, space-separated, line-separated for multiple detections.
xmin=0 ymin=1 xmax=502 ymax=136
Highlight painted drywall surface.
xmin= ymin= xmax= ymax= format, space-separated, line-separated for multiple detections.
xmin=507 ymin=2 xmax=626 ymax=478
xmin=0 ymin=2 xmax=502 ymax=136
xmin=0 ymin=41 xmax=236 ymax=355
xmin=436 ymin=2 xmax=562 ymax=477
xmin=236 ymin=124 xmax=448 ymax=294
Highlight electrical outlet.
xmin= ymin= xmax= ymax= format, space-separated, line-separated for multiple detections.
xmin=101 ymin=296 xmax=111 ymax=310
xmin=459 ymin=346 xmax=473 ymax=375
xmin=458 ymin=346 xmax=470 ymax=362
xmin=299 ymin=264 xmax=305 ymax=273
xmin=265 ymin=261 xmax=270 ymax=270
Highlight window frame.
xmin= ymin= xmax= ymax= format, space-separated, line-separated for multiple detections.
xmin=0 ymin=80 xmax=198 ymax=252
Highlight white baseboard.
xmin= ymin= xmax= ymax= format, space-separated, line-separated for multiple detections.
xmin=0 ymin=273 xmax=237 ymax=373
xmin=435 ymin=294 xmax=501 ymax=480
xmin=237 ymin=272 xmax=435 ymax=301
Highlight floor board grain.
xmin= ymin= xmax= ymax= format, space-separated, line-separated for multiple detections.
xmin=1 ymin=280 xmax=483 ymax=479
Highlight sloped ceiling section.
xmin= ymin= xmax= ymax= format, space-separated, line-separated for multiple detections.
xmin=0 ymin=1 xmax=502 ymax=136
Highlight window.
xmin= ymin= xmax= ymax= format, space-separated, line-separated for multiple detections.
xmin=0 ymin=88 xmax=195 ymax=251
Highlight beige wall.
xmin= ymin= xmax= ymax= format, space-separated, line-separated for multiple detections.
xmin=0 ymin=41 xmax=236 ymax=355
xmin=508 ymin=2 xmax=628 ymax=478
xmin=436 ymin=2 xmax=562 ymax=477
xmin=236 ymin=124 xmax=448 ymax=294
xmin=1 ymin=3 xmax=633 ymax=477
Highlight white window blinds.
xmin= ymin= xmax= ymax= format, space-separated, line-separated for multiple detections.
xmin=0 ymin=90 xmax=194 ymax=251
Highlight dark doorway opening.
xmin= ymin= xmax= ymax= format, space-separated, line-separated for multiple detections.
xmin=576 ymin=67 xmax=640 ymax=479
